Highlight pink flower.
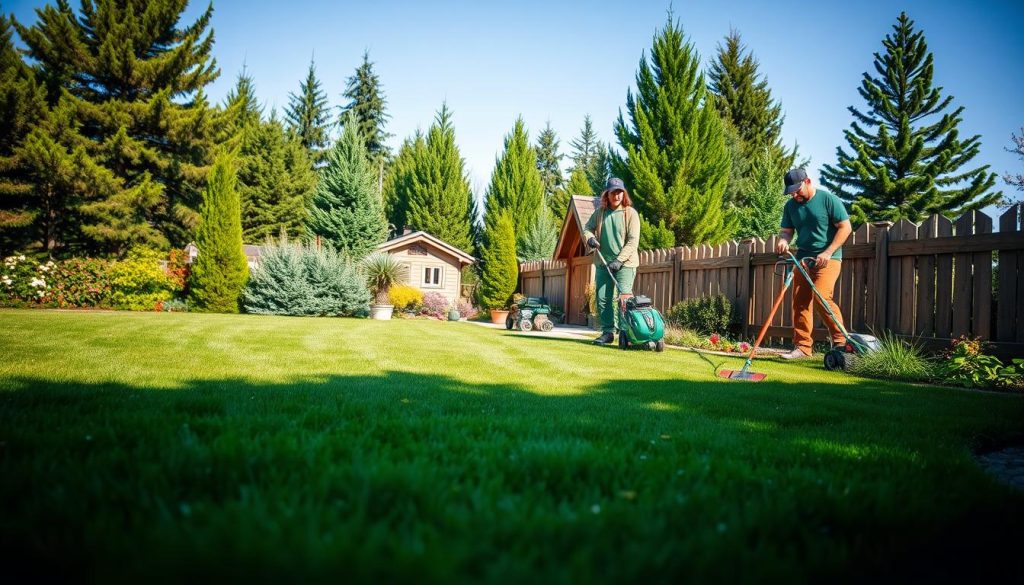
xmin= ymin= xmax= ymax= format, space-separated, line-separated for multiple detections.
xmin=738 ymin=342 xmax=751 ymax=353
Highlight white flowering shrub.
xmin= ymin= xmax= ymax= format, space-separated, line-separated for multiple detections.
xmin=1 ymin=255 xmax=55 ymax=305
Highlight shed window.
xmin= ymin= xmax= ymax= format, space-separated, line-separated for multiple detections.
xmin=423 ymin=266 xmax=442 ymax=287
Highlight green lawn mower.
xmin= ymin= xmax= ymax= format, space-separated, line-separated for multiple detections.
xmin=594 ymin=250 xmax=666 ymax=352
xmin=786 ymin=252 xmax=882 ymax=371
xmin=506 ymin=296 xmax=555 ymax=332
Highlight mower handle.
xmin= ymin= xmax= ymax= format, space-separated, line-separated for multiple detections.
xmin=773 ymin=255 xmax=818 ymax=275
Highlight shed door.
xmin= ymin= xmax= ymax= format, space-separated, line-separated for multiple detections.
xmin=566 ymin=256 xmax=592 ymax=325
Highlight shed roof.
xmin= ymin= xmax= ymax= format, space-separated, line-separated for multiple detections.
xmin=553 ymin=195 xmax=601 ymax=260
xmin=375 ymin=231 xmax=476 ymax=266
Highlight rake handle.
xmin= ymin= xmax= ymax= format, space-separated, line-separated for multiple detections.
xmin=745 ymin=264 xmax=793 ymax=362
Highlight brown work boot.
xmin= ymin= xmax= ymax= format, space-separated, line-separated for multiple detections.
xmin=779 ymin=348 xmax=812 ymax=360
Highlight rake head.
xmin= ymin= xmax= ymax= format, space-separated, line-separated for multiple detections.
xmin=717 ymin=368 xmax=768 ymax=382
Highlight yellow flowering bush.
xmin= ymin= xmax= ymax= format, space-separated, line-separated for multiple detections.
xmin=389 ymin=284 xmax=423 ymax=311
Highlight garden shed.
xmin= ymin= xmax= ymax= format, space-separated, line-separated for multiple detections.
xmin=375 ymin=231 xmax=476 ymax=306
xmin=552 ymin=195 xmax=601 ymax=326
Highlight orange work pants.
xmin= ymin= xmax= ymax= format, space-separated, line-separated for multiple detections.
xmin=792 ymin=260 xmax=846 ymax=353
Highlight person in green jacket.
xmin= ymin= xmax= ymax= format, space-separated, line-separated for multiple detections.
xmin=583 ymin=177 xmax=641 ymax=345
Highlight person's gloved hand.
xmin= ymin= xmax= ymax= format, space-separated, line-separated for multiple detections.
xmin=608 ymin=259 xmax=623 ymax=273
xmin=587 ymin=237 xmax=599 ymax=250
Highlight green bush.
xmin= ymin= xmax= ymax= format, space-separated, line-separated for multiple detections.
xmin=666 ymin=295 xmax=735 ymax=335
xmin=848 ymin=332 xmax=932 ymax=382
xmin=1 ymin=254 xmax=53 ymax=305
xmin=46 ymin=258 xmax=115 ymax=308
xmin=108 ymin=249 xmax=175 ymax=311
xmin=934 ymin=336 xmax=1023 ymax=391
xmin=241 ymin=241 xmax=370 ymax=317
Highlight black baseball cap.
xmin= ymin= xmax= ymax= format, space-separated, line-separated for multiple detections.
xmin=783 ymin=169 xmax=808 ymax=194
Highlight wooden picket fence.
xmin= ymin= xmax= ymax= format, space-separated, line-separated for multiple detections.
xmin=519 ymin=205 xmax=1024 ymax=358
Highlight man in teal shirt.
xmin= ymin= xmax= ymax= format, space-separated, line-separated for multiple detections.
xmin=775 ymin=169 xmax=853 ymax=359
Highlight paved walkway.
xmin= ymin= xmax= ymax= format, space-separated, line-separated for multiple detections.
xmin=975 ymin=447 xmax=1024 ymax=491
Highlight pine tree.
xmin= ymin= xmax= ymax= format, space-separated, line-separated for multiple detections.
xmin=484 ymin=117 xmax=544 ymax=254
xmin=404 ymin=105 xmax=475 ymax=252
xmin=638 ymin=214 xmax=676 ymax=250
xmin=708 ymin=30 xmax=797 ymax=183
xmin=0 ymin=14 xmax=49 ymax=253
xmin=549 ymin=166 xmax=591 ymax=224
xmin=736 ymin=149 xmax=787 ymax=240
xmin=478 ymin=211 xmax=517 ymax=310
xmin=518 ymin=207 xmax=558 ymax=261
xmin=821 ymin=12 xmax=1001 ymax=223
xmin=237 ymin=113 xmax=316 ymax=242
xmin=16 ymin=0 xmax=219 ymax=254
xmin=340 ymin=51 xmax=391 ymax=170
xmin=612 ymin=16 xmax=736 ymax=246
xmin=569 ymin=115 xmax=606 ymax=195
xmin=285 ymin=58 xmax=331 ymax=168
xmin=306 ymin=111 xmax=387 ymax=259
xmin=188 ymin=154 xmax=248 ymax=313
xmin=1005 ymin=128 xmax=1024 ymax=203
xmin=382 ymin=131 xmax=425 ymax=234
xmin=535 ymin=122 xmax=563 ymax=211
xmin=222 ymin=69 xmax=263 ymax=145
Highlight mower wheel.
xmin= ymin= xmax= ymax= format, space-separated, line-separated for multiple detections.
xmin=519 ymin=319 xmax=533 ymax=332
xmin=655 ymin=339 xmax=665 ymax=352
xmin=505 ymin=316 xmax=514 ymax=330
xmin=619 ymin=332 xmax=629 ymax=349
xmin=539 ymin=320 xmax=554 ymax=332
xmin=824 ymin=349 xmax=847 ymax=371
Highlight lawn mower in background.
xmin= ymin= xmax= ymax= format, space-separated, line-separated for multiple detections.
xmin=593 ymin=250 xmax=666 ymax=352
xmin=506 ymin=296 xmax=555 ymax=332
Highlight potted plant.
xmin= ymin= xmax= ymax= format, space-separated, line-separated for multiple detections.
xmin=583 ymin=284 xmax=599 ymax=330
xmin=361 ymin=252 xmax=407 ymax=320
xmin=447 ymin=302 xmax=460 ymax=321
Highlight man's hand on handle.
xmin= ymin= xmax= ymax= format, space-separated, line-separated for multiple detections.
xmin=608 ymin=260 xmax=623 ymax=274
xmin=587 ymin=237 xmax=599 ymax=250
xmin=775 ymin=239 xmax=790 ymax=255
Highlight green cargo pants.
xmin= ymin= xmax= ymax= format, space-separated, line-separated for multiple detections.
xmin=595 ymin=266 xmax=635 ymax=334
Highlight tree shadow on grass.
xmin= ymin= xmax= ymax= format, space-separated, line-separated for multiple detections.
xmin=1 ymin=370 xmax=1023 ymax=583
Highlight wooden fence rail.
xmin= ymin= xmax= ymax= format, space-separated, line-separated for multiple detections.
xmin=519 ymin=206 xmax=1024 ymax=358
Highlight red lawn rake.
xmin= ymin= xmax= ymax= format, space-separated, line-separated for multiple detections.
xmin=717 ymin=258 xmax=795 ymax=382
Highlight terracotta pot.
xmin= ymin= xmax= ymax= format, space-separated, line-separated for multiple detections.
xmin=489 ymin=309 xmax=510 ymax=324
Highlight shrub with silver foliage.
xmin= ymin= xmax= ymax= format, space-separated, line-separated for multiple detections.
xmin=242 ymin=241 xmax=370 ymax=316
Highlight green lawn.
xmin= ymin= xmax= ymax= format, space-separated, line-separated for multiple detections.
xmin=2 ymin=309 xmax=1022 ymax=582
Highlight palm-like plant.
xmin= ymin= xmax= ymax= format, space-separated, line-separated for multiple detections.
xmin=361 ymin=252 xmax=408 ymax=305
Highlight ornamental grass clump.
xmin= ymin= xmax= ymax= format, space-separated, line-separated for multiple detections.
xmin=848 ymin=331 xmax=932 ymax=382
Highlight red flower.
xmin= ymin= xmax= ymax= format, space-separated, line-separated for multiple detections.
xmin=709 ymin=333 xmax=720 ymax=345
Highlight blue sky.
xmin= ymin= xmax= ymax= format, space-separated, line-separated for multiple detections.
xmin=9 ymin=0 xmax=1024 ymax=211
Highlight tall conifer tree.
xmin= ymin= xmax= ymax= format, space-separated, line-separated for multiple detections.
xmin=568 ymin=115 xmax=606 ymax=195
xmin=535 ymin=122 xmax=563 ymax=211
xmin=306 ymin=111 xmax=387 ymax=258
xmin=404 ymin=105 xmax=475 ymax=253
xmin=340 ymin=51 xmax=391 ymax=170
xmin=16 ymin=0 xmax=219 ymax=254
xmin=188 ymin=154 xmax=248 ymax=313
xmin=382 ymin=131 xmax=425 ymax=234
xmin=708 ymin=30 xmax=797 ymax=181
xmin=237 ymin=113 xmax=316 ymax=242
xmin=285 ymin=58 xmax=331 ymax=168
xmin=612 ymin=16 xmax=735 ymax=245
xmin=0 ymin=14 xmax=49 ymax=253
xmin=484 ymin=117 xmax=544 ymax=255
xmin=820 ymin=12 xmax=1001 ymax=223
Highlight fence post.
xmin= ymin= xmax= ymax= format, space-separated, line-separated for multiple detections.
xmin=872 ymin=221 xmax=893 ymax=333
xmin=738 ymin=238 xmax=753 ymax=333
